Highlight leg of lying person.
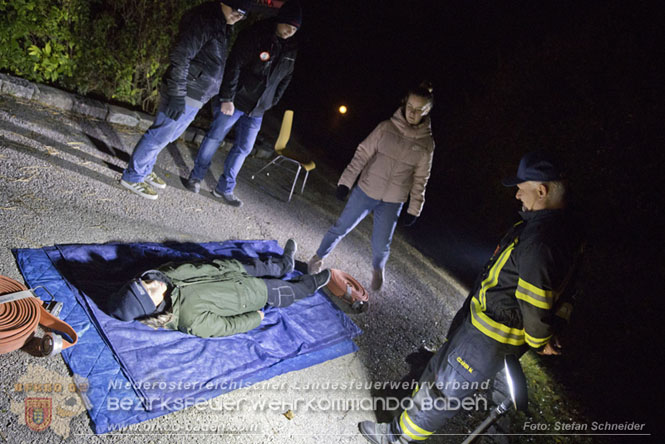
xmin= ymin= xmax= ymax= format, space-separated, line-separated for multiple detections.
xmin=241 ymin=239 xmax=298 ymax=278
xmin=264 ymin=270 xmax=331 ymax=308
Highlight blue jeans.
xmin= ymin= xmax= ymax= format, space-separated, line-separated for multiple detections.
xmin=190 ymin=99 xmax=263 ymax=193
xmin=316 ymin=187 xmax=403 ymax=270
xmin=122 ymin=97 xmax=200 ymax=183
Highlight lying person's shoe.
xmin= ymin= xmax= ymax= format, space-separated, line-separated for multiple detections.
xmin=145 ymin=172 xmax=167 ymax=189
xmin=120 ymin=179 xmax=158 ymax=200
xmin=312 ymin=269 xmax=332 ymax=291
xmin=358 ymin=421 xmax=397 ymax=444
xmin=371 ymin=268 xmax=384 ymax=291
xmin=183 ymin=176 xmax=201 ymax=193
xmin=282 ymin=238 xmax=297 ymax=273
xmin=307 ymin=254 xmax=323 ymax=274
xmin=212 ymin=189 xmax=243 ymax=207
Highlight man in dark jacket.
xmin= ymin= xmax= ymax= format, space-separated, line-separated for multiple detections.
xmin=359 ymin=152 xmax=584 ymax=443
xmin=107 ymin=239 xmax=332 ymax=338
xmin=184 ymin=1 xmax=302 ymax=207
xmin=120 ymin=0 xmax=251 ymax=200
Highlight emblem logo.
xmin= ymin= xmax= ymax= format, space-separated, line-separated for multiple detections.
xmin=25 ymin=397 xmax=52 ymax=432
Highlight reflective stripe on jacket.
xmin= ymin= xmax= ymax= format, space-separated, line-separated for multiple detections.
xmin=468 ymin=209 xmax=581 ymax=349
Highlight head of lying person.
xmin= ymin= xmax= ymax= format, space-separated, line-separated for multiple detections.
xmin=108 ymin=270 xmax=171 ymax=322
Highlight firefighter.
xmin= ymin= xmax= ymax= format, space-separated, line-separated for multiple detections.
xmin=359 ymin=151 xmax=583 ymax=443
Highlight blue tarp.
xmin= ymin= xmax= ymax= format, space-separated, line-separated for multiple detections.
xmin=13 ymin=241 xmax=362 ymax=433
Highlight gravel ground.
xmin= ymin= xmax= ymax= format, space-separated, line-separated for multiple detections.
xmin=0 ymin=91 xmax=475 ymax=444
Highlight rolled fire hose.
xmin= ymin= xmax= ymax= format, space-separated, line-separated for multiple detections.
xmin=326 ymin=269 xmax=369 ymax=312
xmin=0 ymin=275 xmax=78 ymax=356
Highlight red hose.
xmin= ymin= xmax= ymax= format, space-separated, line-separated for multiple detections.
xmin=0 ymin=275 xmax=77 ymax=355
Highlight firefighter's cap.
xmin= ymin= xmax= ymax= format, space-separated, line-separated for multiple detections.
xmin=502 ymin=151 xmax=564 ymax=186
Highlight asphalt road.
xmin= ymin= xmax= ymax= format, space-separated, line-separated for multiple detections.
xmin=0 ymin=90 xmax=470 ymax=443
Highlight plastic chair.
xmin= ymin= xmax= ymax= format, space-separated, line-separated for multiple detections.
xmin=252 ymin=110 xmax=316 ymax=201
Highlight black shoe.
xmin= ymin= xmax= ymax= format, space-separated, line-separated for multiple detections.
xmin=212 ymin=189 xmax=243 ymax=207
xmin=282 ymin=239 xmax=297 ymax=274
xmin=183 ymin=176 xmax=201 ymax=193
xmin=312 ymin=269 xmax=332 ymax=291
xmin=358 ymin=421 xmax=394 ymax=444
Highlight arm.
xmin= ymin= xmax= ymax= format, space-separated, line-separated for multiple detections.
xmin=188 ymin=310 xmax=262 ymax=338
xmin=218 ymin=26 xmax=255 ymax=103
xmin=337 ymin=123 xmax=384 ymax=188
xmin=406 ymin=146 xmax=434 ymax=217
xmin=164 ymin=10 xmax=212 ymax=99
xmin=271 ymin=59 xmax=294 ymax=107
xmin=516 ymin=242 xmax=569 ymax=350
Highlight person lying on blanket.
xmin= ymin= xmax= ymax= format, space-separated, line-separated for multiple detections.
xmin=105 ymin=239 xmax=331 ymax=337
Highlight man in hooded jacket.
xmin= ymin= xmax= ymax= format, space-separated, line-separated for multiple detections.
xmin=119 ymin=0 xmax=251 ymax=200
xmin=184 ymin=1 xmax=302 ymax=207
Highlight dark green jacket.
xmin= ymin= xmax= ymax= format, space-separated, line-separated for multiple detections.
xmin=157 ymin=259 xmax=268 ymax=338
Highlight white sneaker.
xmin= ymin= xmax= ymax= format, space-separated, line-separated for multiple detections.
xmin=120 ymin=179 xmax=158 ymax=200
xmin=307 ymin=254 xmax=323 ymax=274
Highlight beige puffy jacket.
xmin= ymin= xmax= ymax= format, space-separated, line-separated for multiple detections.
xmin=338 ymin=108 xmax=435 ymax=216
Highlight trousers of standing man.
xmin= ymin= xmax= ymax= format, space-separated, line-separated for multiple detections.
xmin=122 ymin=94 xmax=201 ymax=183
xmin=388 ymin=318 xmax=521 ymax=442
xmin=188 ymin=96 xmax=263 ymax=194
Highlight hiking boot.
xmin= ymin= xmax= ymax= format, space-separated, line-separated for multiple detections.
xmin=120 ymin=179 xmax=158 ymax=200
xmin=282 ymin=238 xmax=297 ymax=274
xmin=212 ymin=189 xmax=243 ymax=207
xmin=307 ymin=254 xmax=323 ymax=274
xmin=184 ymin=177 xmax=201 ymax=194
xmin=358 ymin=421 xmax=397 ymax=444
xmin=312 ymin=269 xmax=332 ymax=292
xmin=371 ymin=268 xmax=384 ymax=291
xmin=145 ymin=172 xmax=166 ymax=190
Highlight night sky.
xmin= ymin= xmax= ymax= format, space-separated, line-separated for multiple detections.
xmin=273 ymin=0 xmax=663 ymax=431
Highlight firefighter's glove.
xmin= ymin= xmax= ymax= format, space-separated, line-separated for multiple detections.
xmin=402 ymin=213 xmax=418 ymax=227
xmin=165 ymin=96 xmax=186 ymax=121
xmin=335 ymin=185 xmax=350 ymax=201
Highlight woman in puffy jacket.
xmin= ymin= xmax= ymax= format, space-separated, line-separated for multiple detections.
xmin=308 ymin=82 xmax=435 ymax=291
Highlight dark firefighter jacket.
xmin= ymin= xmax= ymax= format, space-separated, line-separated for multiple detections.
xmin=157 ymin=259 xmax=268 ymax=338
xmin=466 ymin=209 xmax=582 ymax=350
xmin=163 ymin=1 xmax=232 ymax=104
xmin=218 ymin=19 xmax=298 ymax=116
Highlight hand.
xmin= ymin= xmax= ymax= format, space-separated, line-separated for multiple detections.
xmin=402 ymin=213 xmax=418 ymax=227
xmin=335 ymin=185 xmax=350 ymax=201
xmin=537 ymin=336 xmax=562 ymax=356
xmin=164 ymin=95 xmax=185 ymax=121
xmin=220 ymin=101 xmax=235 ymax=116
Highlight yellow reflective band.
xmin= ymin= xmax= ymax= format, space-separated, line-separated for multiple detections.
xmin=470 ymin=298 xmax=525 ymax=346
xmin=525 ymin=331 xmax=552 ymax=348
xmin=399 ymin=411 xmax=432 ymax=441
xmin=516 ymin=278 xmax=555 ymax=309
xmin=479 ymin=240 xmax=517 ymax=309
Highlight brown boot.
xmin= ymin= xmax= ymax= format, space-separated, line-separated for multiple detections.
xmin=371 ymin=268 xmax=384 ymax=291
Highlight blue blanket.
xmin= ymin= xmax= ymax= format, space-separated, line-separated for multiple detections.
xmin=13 ymin=241 xmax=362 ymax=433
